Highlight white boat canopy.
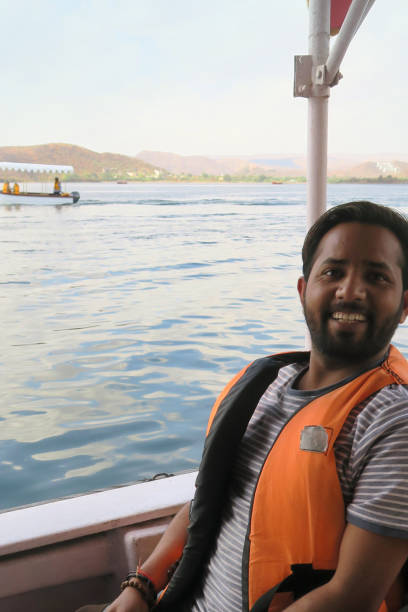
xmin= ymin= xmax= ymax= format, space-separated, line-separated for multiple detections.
xmin=0 ymin=162 xmax=74 ymax=174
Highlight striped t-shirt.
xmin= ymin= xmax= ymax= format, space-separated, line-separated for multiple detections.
xmin=190 ymin=360 xmax=408 ymax=611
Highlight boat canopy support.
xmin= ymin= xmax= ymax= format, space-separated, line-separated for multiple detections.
xmin=326 ymin=0 xmax=376 ymax=85
xmin=0 ymin=162 xmax=74 ymax=174
xmin=294 ymin=0 xmax=376 ymax=227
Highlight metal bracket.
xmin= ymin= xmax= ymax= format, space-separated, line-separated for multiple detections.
xmin=294 ymin=55 xmax=313 ymax=98
xmin=329 ymin=70 xmax=343 ymax=87
xmin=314 ymin=64 xmax=326 ymax=86
xmin=294 ymin=55 xmax=340 ymax=97
xmin=315 ymin=64 xmax=343 ymax=88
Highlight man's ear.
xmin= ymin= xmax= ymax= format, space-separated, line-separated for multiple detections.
xmin=297 ymin=277 xmax=306 ymax=306
xmin=400 ymin=290 xmax=408 ymax=324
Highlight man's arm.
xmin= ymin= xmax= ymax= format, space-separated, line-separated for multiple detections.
xmin=285 ymin=523 xmax=408 ymax=612
xmin=105 ymin=501 xmax=191 ymax=612
xmin=141 ymin=500 xmax=191 ymax=589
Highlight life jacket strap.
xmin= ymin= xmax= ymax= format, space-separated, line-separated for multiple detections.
xmin=250 ymin=564 xmax=335 ymax=612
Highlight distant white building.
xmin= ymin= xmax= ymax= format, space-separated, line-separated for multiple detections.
xmin=376 ymin=161 xmax=400 ymax=175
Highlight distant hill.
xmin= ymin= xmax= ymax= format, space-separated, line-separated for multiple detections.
xmin=136 ymin=150 xmax=285 ymax=176
xmin=136 ymin=150 xmax=227 ymax=175
xmin=341 ymin=160 xmax=408 ymax=179
xmin=1 ymin=143 xmax=408 ymax=181
xmin=0 ymin=143 xmax=161 ymax=180
xmin=217 ymin=154 xmax=408 ymax=178
xmin=136 ymin=150 xmax=408 ymax=179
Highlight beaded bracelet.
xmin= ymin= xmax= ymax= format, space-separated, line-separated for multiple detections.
xmin=135 ymin=568 xmax=156 ymax=591
xmin=120 ymin=575 xmax=156 ymax=610
xmin=121 ymin=571 xmax=157 ymax=610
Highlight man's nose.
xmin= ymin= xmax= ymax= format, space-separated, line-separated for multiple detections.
xmin=335 ymin=273 xmax=366 ymax=301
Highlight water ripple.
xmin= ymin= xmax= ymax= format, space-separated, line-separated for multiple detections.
xmin=1 ymin=182 xmax=408 ymax=510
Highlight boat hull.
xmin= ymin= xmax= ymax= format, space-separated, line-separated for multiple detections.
xmin=0 ymin=191 xmax=80 ymax=205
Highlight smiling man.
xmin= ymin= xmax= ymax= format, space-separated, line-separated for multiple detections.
xmin=78 ymin=202 xmax=408 ymax=612
xmin=297 ymin=217 xmax=408 ymax=389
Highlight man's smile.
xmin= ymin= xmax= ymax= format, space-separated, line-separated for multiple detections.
xmin=330 ymin=312 xmax=367 ymax=323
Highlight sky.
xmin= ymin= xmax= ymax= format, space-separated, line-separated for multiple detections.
xmin=1 ymin=0 xmax=407 ymax=158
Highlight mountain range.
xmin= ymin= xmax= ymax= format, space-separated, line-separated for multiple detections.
xmin=0 ymin=143 xmax=408 ymax=180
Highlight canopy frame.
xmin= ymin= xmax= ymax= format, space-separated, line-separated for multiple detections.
xmin=0 ymin=162 xmax=74 ymax=174
xmin=294 ymin=0 xmax=376 ymax=228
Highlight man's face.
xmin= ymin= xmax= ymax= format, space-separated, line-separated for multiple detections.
xmin=297 ymin=222 xmax=408 ymax=365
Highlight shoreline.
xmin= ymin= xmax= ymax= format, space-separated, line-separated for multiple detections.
xmin=5 ymin=178 xmax=408 ymax=185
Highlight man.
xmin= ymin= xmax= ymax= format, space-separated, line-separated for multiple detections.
xmin=79 ymin=201 xmax=408 ymax=612
xmin=54 ymin=176 xmax=61 ymax=194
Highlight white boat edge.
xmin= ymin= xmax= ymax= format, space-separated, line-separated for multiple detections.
xmin=0 ymin=191 xmax=80 ymax=205
xmin=0 ymin=471 xmax=196 ymax=611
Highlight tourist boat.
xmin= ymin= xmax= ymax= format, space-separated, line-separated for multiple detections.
xmin=0 ymin=2 xmax=381 ymax=611
xmin=0 ymin=162 xmax=80 ymax=205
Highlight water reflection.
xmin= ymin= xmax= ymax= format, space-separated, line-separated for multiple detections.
xmin=1 ymin=183 xmax=408 ymax=510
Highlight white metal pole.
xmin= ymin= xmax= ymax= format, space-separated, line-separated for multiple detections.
xmin=326 ymin=0 xmax=375 ymax=85
xmin=306 ymin=0 xmax=330 ymax=229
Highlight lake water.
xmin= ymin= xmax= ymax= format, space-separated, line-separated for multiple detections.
xmin=2 ymin=182 xmax=408 ymax=511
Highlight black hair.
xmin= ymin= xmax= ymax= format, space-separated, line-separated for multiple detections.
xmin=302 ymin=201 xmax=408 ymax=289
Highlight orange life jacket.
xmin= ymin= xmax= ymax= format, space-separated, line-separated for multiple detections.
xmin=248 ymin=344 xmax=408 ymax=612
xmin=157 ymin=346 xmax=408 ymax=612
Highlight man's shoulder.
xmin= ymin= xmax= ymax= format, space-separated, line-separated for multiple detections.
xmin=371 ymin=381 xmax=408 ymax=403
xmin=355 ymin=383 xmax=408 ymax=434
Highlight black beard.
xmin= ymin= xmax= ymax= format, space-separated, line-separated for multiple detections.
xmin=303 ymin=297 xmax=404 ymax=365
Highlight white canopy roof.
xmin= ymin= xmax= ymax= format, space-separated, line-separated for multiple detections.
xmin=0 ymin=162 xmax=74 ymax=174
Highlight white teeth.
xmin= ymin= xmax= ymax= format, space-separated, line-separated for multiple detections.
xmin=332 ymin=312 xmax=366 ymax=322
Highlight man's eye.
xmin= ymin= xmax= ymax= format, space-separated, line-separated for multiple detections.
xmin=323 ymin=269 xmax=340 ymax=278
xmin=369 ymin=272 xmax=388 ymax=282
